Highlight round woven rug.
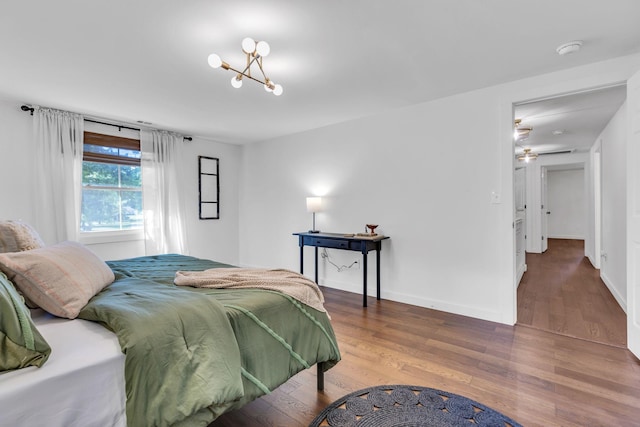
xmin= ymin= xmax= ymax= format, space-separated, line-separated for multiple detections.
xmin=309 ymin=385 xmax=522 ymax=427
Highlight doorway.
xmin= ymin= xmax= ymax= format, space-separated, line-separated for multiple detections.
xmin=513 ymin=85 xmax=627 ymax=346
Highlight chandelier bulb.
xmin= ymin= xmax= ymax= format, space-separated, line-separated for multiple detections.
xmin=273 ymin=84 xmax=283 ymax=96
xmin=264 ymin=79 xmax=275 ymax=92
xmin=207 ymin=53 xmax=222 ymax=69
xmin=231 ymin=75 xmax=243 ymax=88
xmin=207 ymin=53 xmax=222 ymax=68
xmin=256 ymin=41 xmax=270 ymax=57
xmin=242 ymin=37 xmax=256 ymax=54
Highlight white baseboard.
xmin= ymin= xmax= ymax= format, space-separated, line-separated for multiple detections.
xmin=516 ymin=263 xmax=527 ymax=288
xmin=319 ymin=278 xmax=364 ymax=295
xmin=547 ymin=235 xmax=584 ymax=240
xmin=600 ymin=272 xmax=627 ymax=314
xmin=320 ymin=278 xmax=505 ymax=324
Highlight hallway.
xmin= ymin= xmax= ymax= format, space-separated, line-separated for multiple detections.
xmin=517 ymin=238 xmax=627 ymax=347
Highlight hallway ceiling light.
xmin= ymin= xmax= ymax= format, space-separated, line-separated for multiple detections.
xmin=514 ymin=118 xmax=532 ymax=140
xmin=208 ymin=37 xmax=283 ymax=96
xmin=517 ymin=148 xmax=538 ymax=163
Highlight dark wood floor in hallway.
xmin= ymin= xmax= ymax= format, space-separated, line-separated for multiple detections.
xmin=517 ymin=238 xmax=626 ymax=347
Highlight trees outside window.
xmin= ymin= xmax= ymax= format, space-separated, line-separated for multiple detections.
xmin=80 ymin=133 xmax=142 ymax=233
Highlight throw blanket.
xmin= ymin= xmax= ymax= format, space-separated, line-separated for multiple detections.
xmin=174 ymin=268 xmax=327 ymax=314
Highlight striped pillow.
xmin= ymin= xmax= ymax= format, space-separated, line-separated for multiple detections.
xmin=0 ymin=241 xmax=115 ymax=319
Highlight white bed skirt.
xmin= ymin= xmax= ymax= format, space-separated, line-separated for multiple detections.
xmin=0 ymin=309 xmax=126 ymax=427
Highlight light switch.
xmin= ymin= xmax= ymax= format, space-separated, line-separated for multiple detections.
xmin=491 ymin=191 xmax=501 ymax=204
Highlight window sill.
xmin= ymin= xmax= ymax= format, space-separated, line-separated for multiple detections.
xmin=79 ymin=229 xmax=144 ymax=245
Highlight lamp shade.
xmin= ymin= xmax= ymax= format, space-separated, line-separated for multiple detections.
xmin=306 ymin=197 xmax=322 ymax=213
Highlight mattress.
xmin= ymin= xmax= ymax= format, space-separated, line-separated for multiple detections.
xmin=0 ymin=309 xmax=126 ymax=427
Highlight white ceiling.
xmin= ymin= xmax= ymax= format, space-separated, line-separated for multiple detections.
xmin=1 ymin=1 xmax=639 ymax=145
xmin=514 ymin=84 xmax=627 ymax=156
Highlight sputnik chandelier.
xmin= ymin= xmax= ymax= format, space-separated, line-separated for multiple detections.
xmin=207 ymin=38 xmax=283 ymax=96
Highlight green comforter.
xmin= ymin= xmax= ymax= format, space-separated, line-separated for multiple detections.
xmin=79 ymin=255 xmax=341 ymax=427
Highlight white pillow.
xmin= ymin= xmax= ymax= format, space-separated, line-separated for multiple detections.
xmin=0 ymin=220 xmax=45 ymax=253
xmin=0 ymin=241 xmax=115 ymax=319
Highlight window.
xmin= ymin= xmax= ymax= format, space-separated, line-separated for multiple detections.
xmin=80 ymin=132 xmax=142 ymax=233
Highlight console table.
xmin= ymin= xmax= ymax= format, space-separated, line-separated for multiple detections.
xmin=293 ymin=232 xmax=390 ymax=307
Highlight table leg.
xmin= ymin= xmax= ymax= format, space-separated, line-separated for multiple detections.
xmin=362 ymin=252 xmax=368 ymax=307
xmin=300 ymin=245 xmax=304 ymax=274
xmin=314 ymin=247 xmax=319 ymax=284
xmin=376 ymin=248 xmax=381 ymax=300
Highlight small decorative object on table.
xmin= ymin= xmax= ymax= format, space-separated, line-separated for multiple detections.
xmin=366 ymin=224 xmax=378 ymax=236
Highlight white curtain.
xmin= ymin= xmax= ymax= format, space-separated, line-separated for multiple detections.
xmin=33 ymin=107 xmax=84 ymax=244
xmin=140 ymin=130 xmax=189 ymax=255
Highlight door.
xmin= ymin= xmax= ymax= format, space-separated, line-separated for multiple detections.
xmin=628 ymin=69 xmax=640 ymax=358
xmin=541 ymin=167 xmax=549 ymax=252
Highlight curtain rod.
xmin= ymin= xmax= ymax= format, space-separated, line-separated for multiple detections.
xmin=20 ymin=105 xmax=192 ymax=141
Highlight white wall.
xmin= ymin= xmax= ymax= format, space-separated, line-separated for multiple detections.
xmin=547 ymin=168 xmax=585 ymax=240
xmin=3 ymin=54 xmax=639 ymax=325
xmin=0 ymin=99 xmax=112 ymax=253
xmin=599 ymin=102 xmax=627 ymax=309
xmin=240 ymin=53 xmax=640 ymax=325
xmin=0 ymin=98 xmax=36 ymax=224
xmin=0 ymin=97 xmax=242 ymax=264
xmin=180 ymin=136 xmax=241 ymax=265
xmin=241 ymin=88 xmax=509 ymax=322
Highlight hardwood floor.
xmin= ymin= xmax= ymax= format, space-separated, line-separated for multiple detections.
xmin=212 ymin=285 xmax=640 ymax=427
xmin=517 ymin=238 xmax=627 ymax=347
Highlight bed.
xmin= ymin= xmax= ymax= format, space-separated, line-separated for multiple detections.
xmin=0 ymin=229 xmax=341 ymax=427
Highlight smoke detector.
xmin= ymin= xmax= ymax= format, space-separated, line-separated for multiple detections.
xmin=556 ymin=41 xmax=583 ymax=55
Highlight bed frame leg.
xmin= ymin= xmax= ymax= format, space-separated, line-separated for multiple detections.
xmin=317 ymin=362 xmax=325 ymax=391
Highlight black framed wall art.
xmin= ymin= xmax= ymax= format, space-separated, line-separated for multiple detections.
xmin=198 ymin=156 xmax=219 ymax=219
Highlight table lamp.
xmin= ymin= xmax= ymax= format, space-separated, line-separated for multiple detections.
xmin=306 ymin=197 xmax=322 ymax=233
